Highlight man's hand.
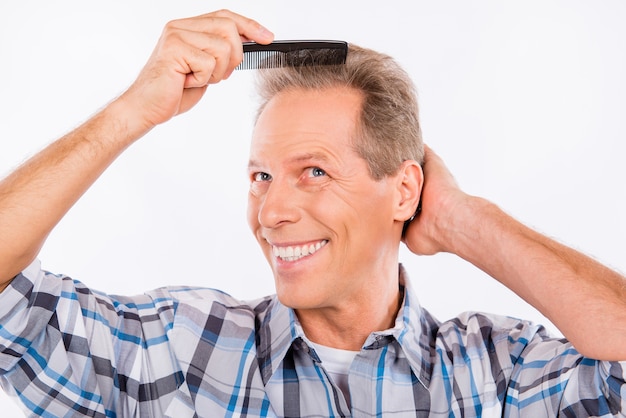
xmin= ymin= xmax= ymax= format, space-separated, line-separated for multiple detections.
xmin=403 ymin=145 xmax=468 ymax=256
xmin=116 ymin=10 xmax=274 ymax=136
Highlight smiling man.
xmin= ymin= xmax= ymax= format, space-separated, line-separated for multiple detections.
xmin=1 ymin=9 xmax=626 ymax=417
xmin=248 ymin=86 xmax=416 ymax=347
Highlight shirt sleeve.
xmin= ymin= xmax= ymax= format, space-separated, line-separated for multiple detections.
xmin=0 ymin=260 xmax=183 ymax=416
xmin=504 ymin=315 xmax=626 ymax=417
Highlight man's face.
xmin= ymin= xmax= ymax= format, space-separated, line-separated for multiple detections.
xmin=247 ymin=87 xmax=403 ymax=311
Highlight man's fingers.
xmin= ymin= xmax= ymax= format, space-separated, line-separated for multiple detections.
xmin=167 ymin=31 xmax=233 ymax=86
xmin=184 ymin=53 xmax=217 ymax=88
xmin=167 ymin=10 xmax=274 ymax=58
xmin=167 ymin=10 xmax=273 ymax=42
xmin=160 ymin=20 xmax=236 ymax=84
xmin=209 ymin=9 xmax=274 ymax=45
xmin=163 ymin=11 xmax=274 ymax=85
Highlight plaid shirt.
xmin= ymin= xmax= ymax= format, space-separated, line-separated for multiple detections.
xmin=0 ymin=260 xmax=624 ymax=417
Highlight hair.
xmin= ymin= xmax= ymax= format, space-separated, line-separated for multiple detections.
xmin=254 ymin=44 xmax=424 ymax=180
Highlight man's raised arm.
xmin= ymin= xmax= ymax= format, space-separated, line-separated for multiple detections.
xmin=404 ymin=146 xmax=626 ymax=361
xmin=0 ymin=10 xmax=274 ymax=290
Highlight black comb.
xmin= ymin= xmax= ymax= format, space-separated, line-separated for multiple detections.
xmin=235 ymin=40 xmax=348 ymax=70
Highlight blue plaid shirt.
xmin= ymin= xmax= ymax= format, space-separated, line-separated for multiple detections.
xmin=0 ymin=260 xmax=624 ymax=417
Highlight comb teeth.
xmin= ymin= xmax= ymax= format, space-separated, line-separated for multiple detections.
xmin=236 ymin=40 xmax=348 ymax=70
xmin=237 ymin=50 xmax=287 ymax=70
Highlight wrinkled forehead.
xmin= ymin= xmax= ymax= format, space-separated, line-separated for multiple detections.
xmin=250 ymin=87 xmax=363 ymax=160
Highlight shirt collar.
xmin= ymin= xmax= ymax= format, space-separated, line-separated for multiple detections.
xmin=393 ymin=264 xmax=437 ymax=387
xmin=256 ymin=264 xmax=437 ymax=387
xmin=256 ymin=294 xmax=303 ymax=385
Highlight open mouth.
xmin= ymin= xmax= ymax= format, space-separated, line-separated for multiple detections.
xmin=272 ymin=240 xmax=328 ymax=262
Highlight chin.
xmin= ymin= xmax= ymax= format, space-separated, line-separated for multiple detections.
xmin=268 ymin=253 xmax=334 ymax=309
xmin=274 ymin=284 xmax=325 ymax=310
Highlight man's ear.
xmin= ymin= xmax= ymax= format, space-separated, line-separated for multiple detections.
xmin=394 ymin=160 xmax=423 ymax=222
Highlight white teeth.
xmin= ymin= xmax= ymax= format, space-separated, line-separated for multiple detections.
xmin=272 ymin=240 xmax=327 ymax=262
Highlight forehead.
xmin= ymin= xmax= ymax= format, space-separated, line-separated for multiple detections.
xmin=250 ymin=87 xmax=364 ymax=164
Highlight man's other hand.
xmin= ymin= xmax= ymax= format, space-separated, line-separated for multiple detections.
xmin=402 ymin=145 xmax=469 ymax=256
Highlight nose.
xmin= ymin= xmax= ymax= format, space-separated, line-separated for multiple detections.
xmin=257 ymin=178 xmax=301 ymax=228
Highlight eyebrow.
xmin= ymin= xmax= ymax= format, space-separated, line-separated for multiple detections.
xmin=248 ymin=152 xmax=333 ymax=170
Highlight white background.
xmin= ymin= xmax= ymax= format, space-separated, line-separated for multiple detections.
xmin=1 ymin=1 xmax=625 ymax=414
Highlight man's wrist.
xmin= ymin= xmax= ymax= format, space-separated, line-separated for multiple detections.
xmin=438 ymin=195 xmax=497 ymax=257
xmin=102 ymin=94 xmax=156 ymax=146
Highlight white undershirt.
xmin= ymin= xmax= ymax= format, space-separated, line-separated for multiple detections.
xmin=309 ymin=342 xmax=360 ymax=407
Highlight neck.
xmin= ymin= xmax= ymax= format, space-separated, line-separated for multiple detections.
xmin=295 ymin=267 xmax=402 ymax=351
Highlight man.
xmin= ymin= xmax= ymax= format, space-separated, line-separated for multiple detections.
xmin=0 ymin=9 xmax=625 ymax=417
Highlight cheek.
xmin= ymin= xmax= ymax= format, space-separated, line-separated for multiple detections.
xmin=351 ymin=187 xmax=397 ymax=230
xmin=311 ymin=191 xmax=369 ymax=240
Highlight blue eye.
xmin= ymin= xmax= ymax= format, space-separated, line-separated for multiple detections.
xmin=254 ymin=172 xmax=272 ymax=182
xmin=308 ymin=167 xmax=326 ymax=177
